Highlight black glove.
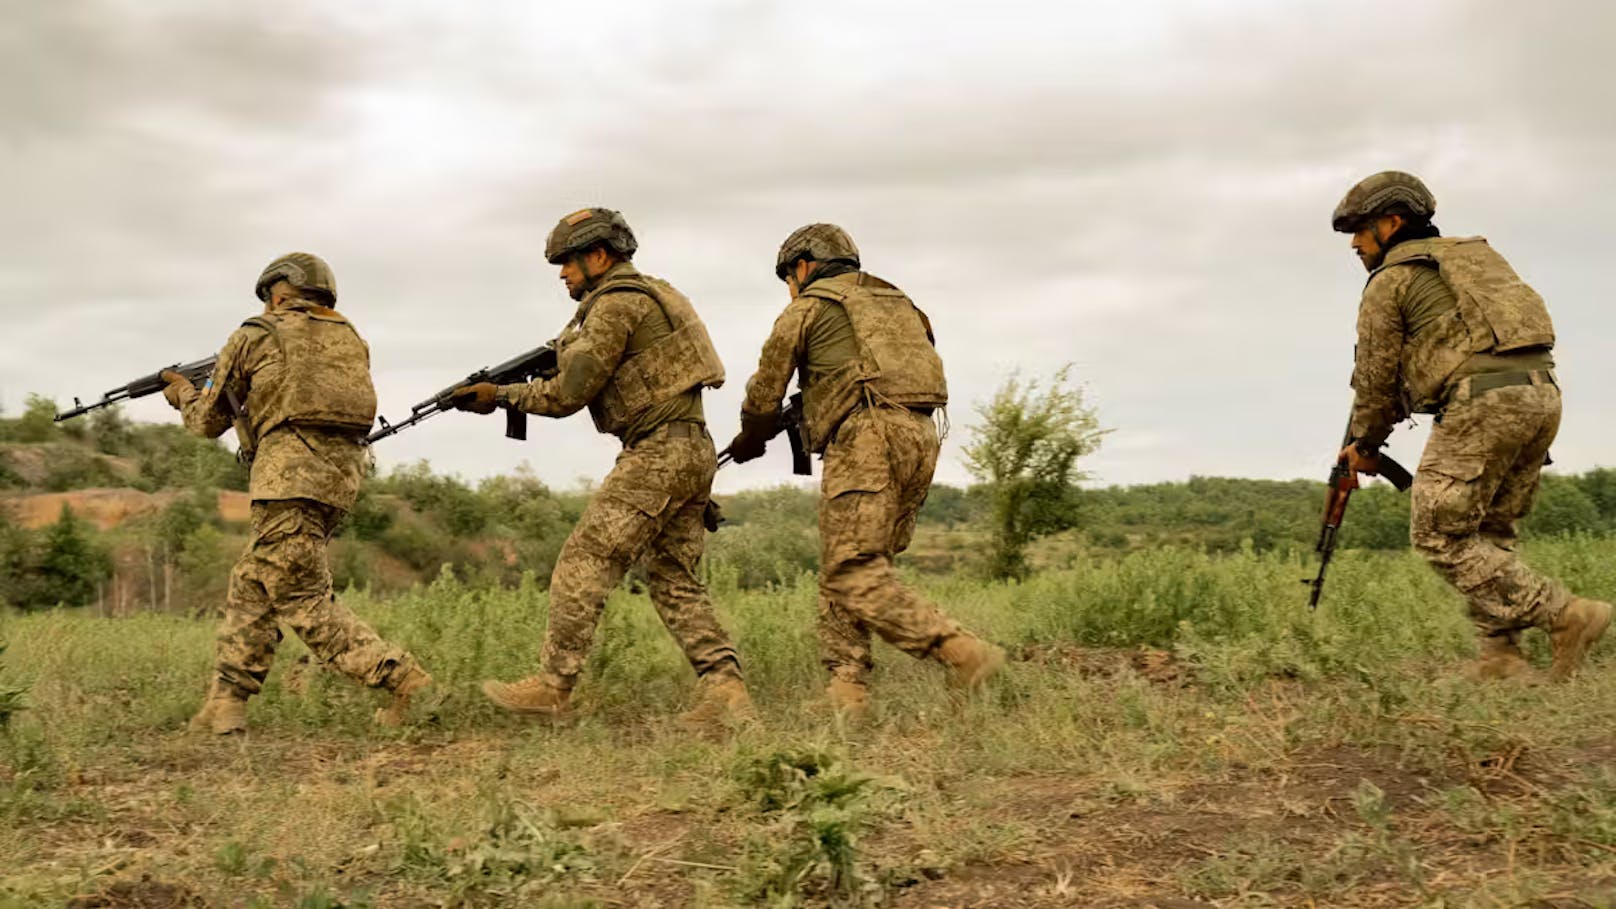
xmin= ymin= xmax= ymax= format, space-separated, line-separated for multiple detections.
xmin=450 ymin=383 xmax=499 ymax=415
xmin=727 ymin=411 xmax=779 ymax=464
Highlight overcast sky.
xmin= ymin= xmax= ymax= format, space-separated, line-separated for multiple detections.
xmin=3 ymin=0 xmax=1611 ymax=493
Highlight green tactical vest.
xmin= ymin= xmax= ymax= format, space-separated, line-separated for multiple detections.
xmin=1371 ymin=237 xmax=1555 ymax=354
xmin=578 ymin=272 xmax=725 ymax=438
xmin=795 ymin=272 xmax=947 ymax=452
xmin=1368 ymin=237 xmax=1555 ymax=411
xmin=241 ymin=304 xmax=377 ymax=441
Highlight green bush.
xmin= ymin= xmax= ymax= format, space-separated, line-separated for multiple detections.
xmin=705 ymin=492 xmax=819 ymax=592
xmin=1526 ymin=474 xmax=1604 ymax=537
xmin=5 ymin=506 xmax=114 ymax=611
xmin=0 ymin=396 xmax=61 ymax=445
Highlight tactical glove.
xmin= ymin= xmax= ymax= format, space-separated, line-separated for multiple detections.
xmin=727 ymin=411 xmax=779 ymax=464
xmin=159 ymin=369 xmax=189 ymax=410
xmin=451 ymin=382 xmax=499 ymax=415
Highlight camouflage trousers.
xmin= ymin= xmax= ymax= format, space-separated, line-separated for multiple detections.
xmin=819 ymin=406 xmax=963 ymax=684
xmin=1411 ymin=379 xmax=1570 ymax=639
xmin=212 ymin=499 xmax=417 ymax=699
xmin=540 ymin=422 xmax=741 ymax=685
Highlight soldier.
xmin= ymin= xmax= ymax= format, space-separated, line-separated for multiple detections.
xmin=727 ymin=224 xmax=1004 ymax=719
xmin=450 ymin=208 xmax=751 ymax=728
xmin=1331 ymin=172 xmax=1610 ymax=681
xmin=163 ymin=253 xmax=432 ymax=735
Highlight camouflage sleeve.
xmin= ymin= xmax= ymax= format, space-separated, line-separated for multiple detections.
xmin=1348 ymin=268 xmax=1413 ymax=448
xmin=741 ymin=298 xmax=819 ymax=417
xmin=500 ymin=291 xmax=645 ymax=417
xmin=177 ymin=327 xmax=258 ymax=439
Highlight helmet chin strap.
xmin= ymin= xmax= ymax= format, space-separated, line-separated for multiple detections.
xmin=570 ymin=251 xmax=610 ymax=297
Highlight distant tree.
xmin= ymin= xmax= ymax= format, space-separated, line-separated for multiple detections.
xmin=377 ymin=461 xmax=489 ymax=537
xmin=1573 ymin=467 xmax=1616 ymax=529
xmin=917 ymin=484 xmax=978 ymax=529
xmin=0 ymin=510 xmax=31 ymax=610
xmin=343 ymin=487 xmax=397 ymax=541
xmin=1525 ymin=475 xmax=1602 ymax=537
xmin=88 ymin=406 xmax=136 ymax=456
xmin=1338 ymin=484 xmax=1412 ymax=550
xmin=157 ymin=489 xmax=212 ymax=555
xmin=963 ymin=366 xmax=1107 ymax=580
xmin=0 ymin=395 xmax=61 ymax=444
xmin=26 ymin=504 xmax=113 ymax=609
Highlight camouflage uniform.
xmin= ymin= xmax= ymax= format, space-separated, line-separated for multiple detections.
xmin=496 ymin=262 xmax=741 ymax=686
xmin=1350 ymin=237 xmax=1568 ymax=638
xmin=174 ymin=291 xmax=420 ymax=700
xmin=742 ymin=262 xmax=974 ymax=686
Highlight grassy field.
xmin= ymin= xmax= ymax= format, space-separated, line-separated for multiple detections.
xmin=4 ymin=539 xmax=1616 ymax=908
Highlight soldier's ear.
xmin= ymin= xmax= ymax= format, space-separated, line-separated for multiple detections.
xmin=1375 ymin=214 xmax=1405 ymax=243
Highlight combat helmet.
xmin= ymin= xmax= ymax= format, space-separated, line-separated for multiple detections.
xmin=255 ymin=252 xmax=337 ymax=303
xmin=775 ymin=223 xmax=860 ymax=280
xmin=1332 ymin=171 xmax=1437 ymax=232
xmin=545 ymin=208 xmax=638 ymax=264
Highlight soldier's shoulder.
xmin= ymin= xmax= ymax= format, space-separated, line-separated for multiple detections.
xmin=855 ymin=272 xmax=903 ymax=293
xmin=586 ymin=286 xmax=661 ymax=328
xmin=1363 ymin=261 xmax=1420 ymax=299
xmin=227 ymin=320 xmax=274 ymax=349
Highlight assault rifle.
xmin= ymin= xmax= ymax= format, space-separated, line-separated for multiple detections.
xmin=367 ymin=344 xmax=557 ymax=444
xmin=717 ymin=391 xmax=811 ymax=476
xmin=1304 ymin=424 xmax=1415 ymax=608
xmin=54 ymin=355 xmax=220 ymax=422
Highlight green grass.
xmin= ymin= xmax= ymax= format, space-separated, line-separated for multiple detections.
xmin=4 ymin=538 xmax=1616 ymax=907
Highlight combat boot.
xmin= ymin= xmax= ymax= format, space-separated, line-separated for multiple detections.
xmin=482 ymin=673 xmax=572 ymax=720
xmin=375 ymin=665 xmax=433 ymax=728
xmin=188 ymin=683 xmax=247 ymax=736
xmin=1549 ymin=597 xmax=1612 ymax=682
xmin=677 ymin=675 xmax=755 ymax=733
xmin=936 ymin=634 xmax=1006 ymax=691
xmin=1466 ymin=633 xmax=1532 ymax=681
xmin=825 ymin=677 xmax=871 ymax=722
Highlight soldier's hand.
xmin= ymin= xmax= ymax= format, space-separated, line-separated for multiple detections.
xmin=727 ymin=412 xmax=779 ymax=464
xmin=159 ymin=370 xmax=189 ymax=410
xmin=1338 ymin=443 xmax=1381 ymax=477
xmin=450 ymin=383 xmax=499 ymax=415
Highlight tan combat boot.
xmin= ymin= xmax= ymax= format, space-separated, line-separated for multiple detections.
xmin=677 ymin=675 xmax=755 ymax=733
xmin=936 ymin=635 xmax=1006 ymax=691
xmin=375 ymin=665 xmax=434 ymax=728
xmin=1549 ymin=597 xmax=1612 ymax=682
xmin=1467 ymin=634 xmax=1532 ymax=681
xmin=188 ymin=683 xmax=247 ymax=735
xmin=825 ymin=677 xmax=872 ymax=722
xmin=482 ymin=674 xmax=572 ymax=719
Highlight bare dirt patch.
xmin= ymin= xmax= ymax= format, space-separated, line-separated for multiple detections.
xmin=886 ymin=742 xmax=1612 ymax=908
xmin=2 ymin=487 xmax=249 ymax=531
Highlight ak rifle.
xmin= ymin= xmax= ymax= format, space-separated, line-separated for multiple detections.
xmin=367 ymin=344 xmax=558 ymax=444
xmin=55 ymin=355 xmax=219 ymax=422
xmin=717 ymin=392 xmax=811 ymax=476
xmin=1304 ymin=424 xmax=1414 ymax=608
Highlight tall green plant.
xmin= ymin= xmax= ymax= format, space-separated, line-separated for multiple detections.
xmin=963 ymin=365 xmax=1107 ymax=580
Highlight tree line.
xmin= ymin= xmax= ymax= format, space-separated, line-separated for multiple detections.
xmin=5 ymin=383 xmax=1615 ymax=612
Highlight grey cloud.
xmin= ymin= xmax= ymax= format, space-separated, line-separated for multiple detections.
xmin=4 ymin=1 xmax=1614 ymax=494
